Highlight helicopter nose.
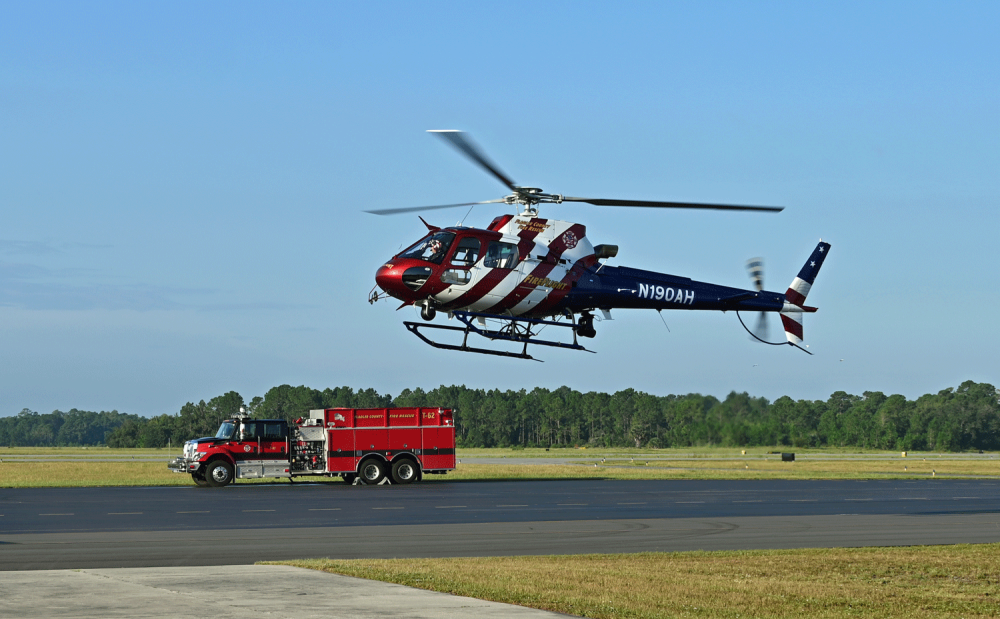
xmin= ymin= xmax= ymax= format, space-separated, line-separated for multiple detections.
xmin=375 ymin=263 xmax=407 ymax=298
xmin=376 ymin=263 xmax=436 ymax=300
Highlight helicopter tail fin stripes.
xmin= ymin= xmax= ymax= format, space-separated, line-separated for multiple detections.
xmin=780 ymin=240 xmax=831 ymax=349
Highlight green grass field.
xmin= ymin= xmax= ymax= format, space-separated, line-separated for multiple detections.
xmin=1 ymin=446 xmax=997 ymax=487
xmin=272 ymin=544 xmax=1000 ymax=619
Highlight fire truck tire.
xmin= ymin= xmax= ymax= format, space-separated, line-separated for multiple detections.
xmin=391 ymin=459 xmax=418 ymax=484
xmin=192 ymin=473 xmax=209 ymax=487
xmin=359 ymin=459 xmax=386 ymax=485
xmin=205 ymin=461 xmax=234 ymax=487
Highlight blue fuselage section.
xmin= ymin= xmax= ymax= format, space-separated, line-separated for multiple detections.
xmin=555 ymin=264 xmax=785 ymax=315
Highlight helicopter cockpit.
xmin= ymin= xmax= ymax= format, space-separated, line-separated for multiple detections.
xmin=377 ymin=227 xmax=525 ymax=310
xmin=396 ymin=229 xmax=519 ymax=271
xmin=398 ymin=231 xmax=455 ymax=265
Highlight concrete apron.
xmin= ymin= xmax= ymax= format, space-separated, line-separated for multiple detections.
xmin=0 ymin=564 xmax=572 ymax=619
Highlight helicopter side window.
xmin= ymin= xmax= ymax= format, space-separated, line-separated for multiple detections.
xmin=450 ymin=237 xmax=482 ymax=266
xmin=399 ymin=231 xmax=456 ymax=265
xmin=484 ymin=241 xmax=519 ymax=269
xmin=441 ymin=269 xmax=472 ymax=285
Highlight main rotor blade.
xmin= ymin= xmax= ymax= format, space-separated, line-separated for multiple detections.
xmin=428 ymin=130 xmax=518 ymax=192
xmin=561 ymin=197 xmax=784 ymax=213
xmin=365 ymin=199 xmax=506 ymax=216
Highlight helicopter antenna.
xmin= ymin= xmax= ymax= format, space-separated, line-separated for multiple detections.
xmin=657 ymin=309 xmax=671 ymax=333
xmin=459 ymin=202 xmax=478 ymax=226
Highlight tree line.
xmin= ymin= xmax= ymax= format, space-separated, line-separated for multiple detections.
xmin=2 ymin=380 xmax=998 ymax=452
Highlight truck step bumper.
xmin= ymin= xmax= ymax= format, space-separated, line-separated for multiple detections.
xmin=167 ymin=458 xmax=200 ymax=474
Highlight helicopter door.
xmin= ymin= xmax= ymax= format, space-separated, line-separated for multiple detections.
xmin=476 ymin=240 xmax=525 ymax=309
xmin=434 ymin=236 xmax=484 ymax=303
xmin=433 ymin=238 xmax=524 ymax=311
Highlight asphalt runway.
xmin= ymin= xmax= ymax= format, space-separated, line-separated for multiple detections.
xmin=2 ymin=479 xmax=998 ymax=570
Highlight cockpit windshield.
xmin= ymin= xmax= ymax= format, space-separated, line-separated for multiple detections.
xmin=398 ymin=231 xmax=456 ymax=265
xmin=215 ymin=422 xmax=236 ymax=440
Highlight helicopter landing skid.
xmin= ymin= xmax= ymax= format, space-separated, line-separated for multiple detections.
xmin=403 ymin=310 xmax=593 ymax=361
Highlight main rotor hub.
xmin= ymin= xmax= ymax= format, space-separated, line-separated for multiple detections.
xmin=505 ymin=187 xmax=564 ymax=215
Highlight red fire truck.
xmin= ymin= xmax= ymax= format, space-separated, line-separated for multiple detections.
xmin=167 ymin=407 xmax=456 ymax=487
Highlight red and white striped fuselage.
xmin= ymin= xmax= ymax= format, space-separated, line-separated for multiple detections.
xmin=375 ymin=214 xmax=598 ymax=319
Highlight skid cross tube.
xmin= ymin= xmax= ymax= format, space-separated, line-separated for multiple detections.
xmin=404 ymin=322 xmax=538 ymax=360
xmin=402 ymin=310 xmax=593 ymax=361
xmin=453 ymin=311 xmax=591 ymax=351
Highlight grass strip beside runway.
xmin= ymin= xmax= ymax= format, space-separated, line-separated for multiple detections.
xmin=1 ymin=447 xmax=998 ymax=487
xmin=273 ymin=544 xmax=1000 ymax=619
xmin=2 ymin=461 xmax=998 ymax=487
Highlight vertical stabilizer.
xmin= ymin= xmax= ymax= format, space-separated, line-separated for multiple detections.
xmin=780 ymin=241 xmax=831 ymax=349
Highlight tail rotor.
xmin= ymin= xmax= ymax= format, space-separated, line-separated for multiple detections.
xmin=745 ymin=257 xmax=770 ymax=342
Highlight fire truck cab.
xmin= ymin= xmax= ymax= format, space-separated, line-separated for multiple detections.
xmin=168 ymin=407 xmax=456 ymax=487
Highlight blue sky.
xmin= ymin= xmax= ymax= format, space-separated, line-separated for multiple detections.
xmin=2 ymin=1 xmax=998 ymax=417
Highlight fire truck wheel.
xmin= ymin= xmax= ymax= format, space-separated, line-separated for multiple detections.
xmin=205 ymin=461 xmax=234 ymax=487
xmin=192 ymin=474 xmax=209 ymax=487
xmin=359 ymin=459 xmax=387 ymax=485
xmin=391 ymin=459 xmax=418 ymax=484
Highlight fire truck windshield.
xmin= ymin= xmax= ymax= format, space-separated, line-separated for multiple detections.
xmin=215 ymin=422 xmax=236 ymax=440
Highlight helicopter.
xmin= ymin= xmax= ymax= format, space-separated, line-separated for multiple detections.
xmin=367 ymin=130 xmax=830 ymax=361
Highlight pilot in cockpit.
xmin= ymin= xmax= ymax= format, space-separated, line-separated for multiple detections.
xmin=426 ymin=239 xmax=445 ymax=263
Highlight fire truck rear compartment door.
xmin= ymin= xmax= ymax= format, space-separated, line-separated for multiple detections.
xmin=421 ymin=426 xmax=453 ymax=469
xmin=327 ymin=428 xmax=355 ymax=473
xmin=389 ymin=409 xmax=421 ymax=455
xmin=355 ymin=409 xmax=389 ymax=464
